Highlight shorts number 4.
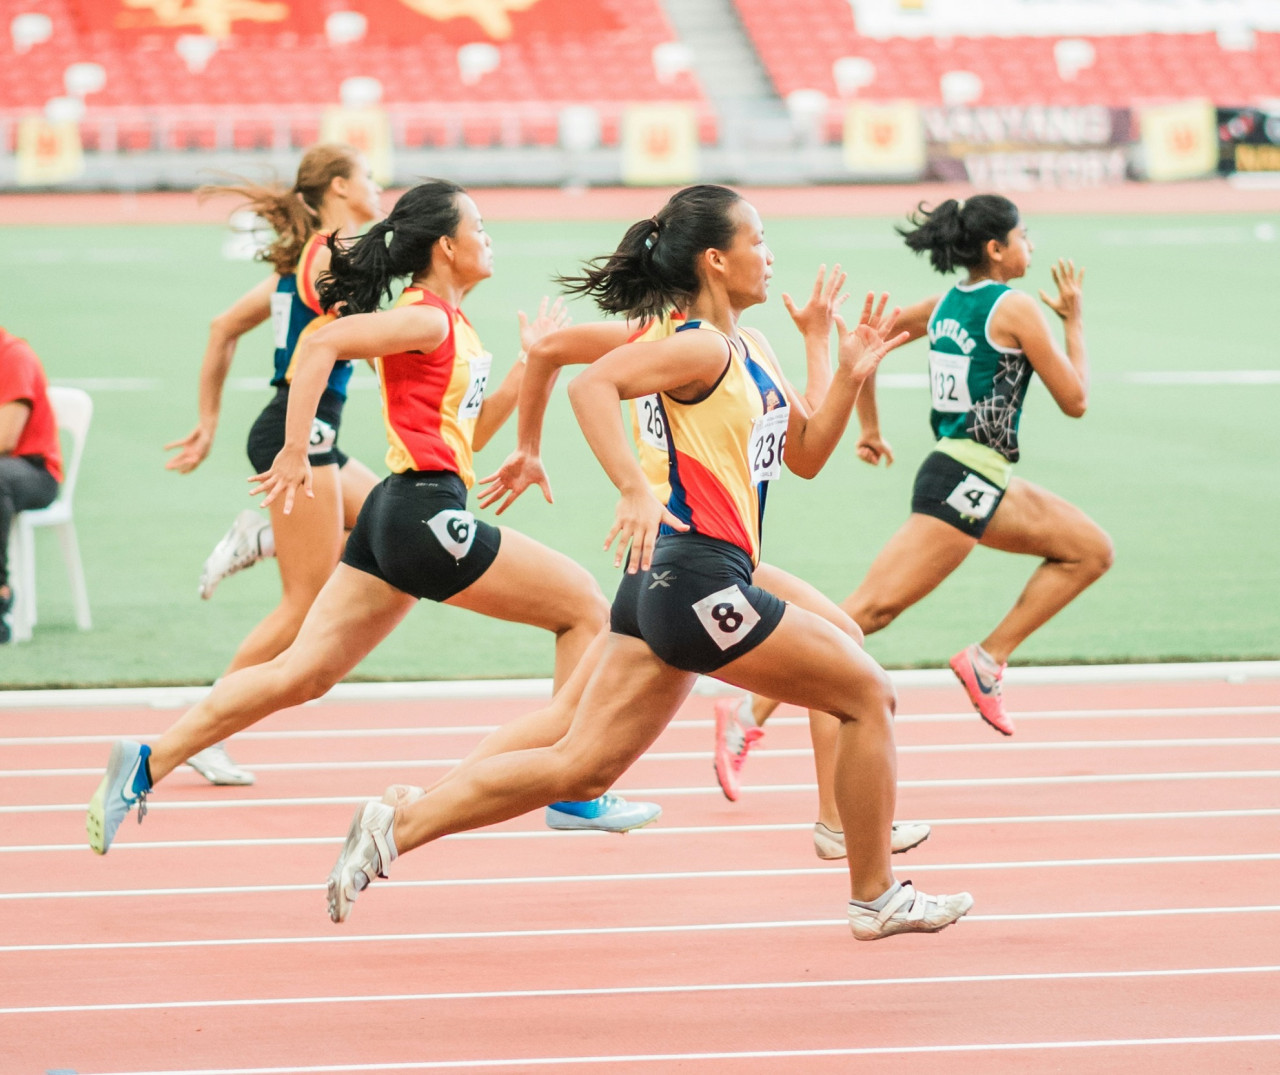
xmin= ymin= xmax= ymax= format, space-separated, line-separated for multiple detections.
xmin=945 ymin=473 xmax=1000 ymax=520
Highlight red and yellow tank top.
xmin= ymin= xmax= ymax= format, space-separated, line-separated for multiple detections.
xmin=625 ymin=310 xmax=685 ymax=501
xmin=376 ymin=287 xmax=490 ymax=486
xmin=657 ymin=322 xmax=788 ymax=565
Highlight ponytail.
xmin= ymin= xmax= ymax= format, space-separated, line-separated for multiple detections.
xmin=318 ymin=179 xmax=464 ymax=316
xmin=557 ymin=184 xmax=741 ymax=322
xmin=198 ymin=142 xmax=361 ymax=274
xmin=897 ymin=193 xmax=1020 ymax=274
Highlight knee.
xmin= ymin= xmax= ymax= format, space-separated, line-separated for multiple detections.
xmin=564 ymin=570 xmax=610 ymax=634
xmin=551 ymin=744 xmax=626 ymax=802
xmin=269 ymin=652 xmax=340 ymax=708
xmin=1078 ymin=527 xmax=1115 ymax=582
xmin=833 ymin=658 xmax=897 ymax=727
xmin=847 ymin=596 xmax=901 ymax=636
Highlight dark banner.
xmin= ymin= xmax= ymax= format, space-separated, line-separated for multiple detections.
xmin=67 ymin=0 xmax=619 ymax=41
xmin=923 ymin=104 xmax=1133 ymax=188
xmin=1218 ymin=107 xmax=1280 ymax=174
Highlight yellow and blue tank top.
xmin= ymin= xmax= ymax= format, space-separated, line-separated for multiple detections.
xmin=376 ymin=287 xmax=489 ymax=488
xmin=654 ymin=321 xmax=788 ymax=565
xmin=926 ymin=279 xmax=1033 ymax=485
xmin=269 ymin=233 xmax=353 ymax=398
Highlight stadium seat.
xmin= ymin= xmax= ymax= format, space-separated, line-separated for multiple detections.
xmin=8 ymin=386 xmax=93 ymax=644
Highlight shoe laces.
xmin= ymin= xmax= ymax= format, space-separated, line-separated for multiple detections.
xmin=136 ymin=789 xmax=148 ymax=824
xmin=732 ymin=726 xmax=764 ymax=770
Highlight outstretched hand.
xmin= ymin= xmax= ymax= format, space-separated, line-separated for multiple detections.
xmin=606 ymin=488 xmax=688 ymax=575
xmin=834 ymin=292 xmax=909 ymax=383
xmin=782 ymin=263 xmax=848 ymax=340
xmin=163 ymin=426 xmax=213 ymax=473
xmin=477 ymin=449 xmax=553 ymax=514
xmin=518 ymin=296 xmax=571 ymax=354
xmin=1039 ymin=258 xmax=1084 ymax=321
xmin=250 ymin=445 xmax=312 ymax=515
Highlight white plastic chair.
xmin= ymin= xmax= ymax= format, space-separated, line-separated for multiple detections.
xmin=8 ymin=386 xmax=93 ymax=643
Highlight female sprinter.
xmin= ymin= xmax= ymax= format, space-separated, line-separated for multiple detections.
xmin=89 ymin=179 xmax=657 ymax=855
xmin=162 ymin=143 xmax=383 ymax=786
xmin=475 ymin=269 xmax=929 ymax=857
xmin=323 ymin=185 xmax=974 ymax=941
xmin=724 ymin=194 xmax=1113 ymax=773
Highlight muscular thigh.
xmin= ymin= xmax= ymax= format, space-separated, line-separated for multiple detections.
xmin=752 ymin=561 xmax=862 ymax=644
xmin=980 ymin=477 xmax=1105 ymax=560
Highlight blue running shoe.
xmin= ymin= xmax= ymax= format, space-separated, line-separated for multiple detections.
xmin=87 ymin=740 xmax=152 ymax=854
xmin=545 ymin=794 xmax=661 ymax=833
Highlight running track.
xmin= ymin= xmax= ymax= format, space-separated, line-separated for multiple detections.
xmin=2 ymin=670 xmax=1279 ymax=1073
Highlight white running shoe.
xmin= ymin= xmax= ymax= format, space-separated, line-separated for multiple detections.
xmin=813 ymin=820 xmax=932 ymax=860
xmin=381 ymin=784 xmax=425 ymax=807
xmin=87 ymin=740 xmax=152 ymax=854
xmin=848 ymin=881 xmax=974 ymax=941
xmin=545 ymin=794 xmax=661 ymax=832
xmin=327 ymin=800 xmax=397 ymax=924
xmin=199 ymin=509 xmax=269 ymax=600
xmin=186 ymin=742 xmax=255 ymax=786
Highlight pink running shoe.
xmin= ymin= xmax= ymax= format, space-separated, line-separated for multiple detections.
xmin=713 ymin=696 xmax=765 ymax=802
xmin=950 ymin=644 xmax=1014 ymax=736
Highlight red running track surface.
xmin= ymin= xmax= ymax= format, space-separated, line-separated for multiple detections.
xmin=1 ymin=673 xmax=1278 ymax=1073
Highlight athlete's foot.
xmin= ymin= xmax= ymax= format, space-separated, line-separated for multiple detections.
xmin=199 ymin=509 xmax=271 ymax=600
xmin=545 ymin=795 xmax=661 ymax=832
xmin=813 ymin=821 xmax=932 ymax=860
xmin=87 ymin=740 xmax=153 ymax=854
xmin=326 ymin=800 xmax=397 ymax=924
xmin=950 ymin=643 xmax=1014 ymax=735
xmin=713 ymin=696 xmax=764 ymax=802
xmin=847 ymin=881 xmax=974 ymax=940
xmin=186 ymin=742 xmax=255 ymax=786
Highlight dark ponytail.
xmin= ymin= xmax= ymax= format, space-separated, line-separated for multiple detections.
xmin=318 ymin=179 xmax=465 ymax=315
xmin=897 ymin=193 xmax=1020 ymax=274
xmin=557 ymin=184 xmax=742 ymax=322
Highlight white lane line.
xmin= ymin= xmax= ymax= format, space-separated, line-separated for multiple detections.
xmin=4 ymin=904 xmax=1278 ymax=954
xmin=7 ymin=807 xmax=1277 ymax=855
xmin=9 ymin=736 xmax=1280 ymax=779
xmin=1 ymin=661 xmax=1276 ymax=709
xmin=5 ymin=705 xmax=1278 ymax=746
xmin=4 ymin=853 xmax=1279 ymax=902
xmin=63 ymin=1035 xmax=1280 ymax=1073
xmin=8 ymin=769 xmax=1280 ymax=815
xmin=3 ymin=964 xmax=1276 ymax=1016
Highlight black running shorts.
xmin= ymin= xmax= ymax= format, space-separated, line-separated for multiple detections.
xmin=247 ymin=384 xmax=349 ymax=472
xmin=610 ymin=533 xmax=785 ymax=674
xmin=341 ymin=470 xmax=501 ymax=602
xmin=910 ymin=450 xmax=1007 ymax=539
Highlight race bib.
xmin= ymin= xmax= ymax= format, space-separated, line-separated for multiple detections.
xmin=270 ymin=292 xmax=292 ymax=350
xmin=692 ymin=584 xmax=763 ymax=652
xmin=748 ymin=406 xmax=789 ymax=483
xmin=635 ymin=394 xmax=668 ymax=452
xmin=458 ymin=353 xmax=492 ymax=420
xmin=945 ymin=472 xmax=1000 ymax=520
xmin=307 ymin=417 xmax=337 ymax=456
xmin=426 ymin=508 xmax=478 ymax=561
xmin=929 ymin=350 xmax=972 ymax=414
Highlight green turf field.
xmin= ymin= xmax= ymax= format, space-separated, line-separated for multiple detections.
xmin=2 ymin=206 xmax=1278 ymax=687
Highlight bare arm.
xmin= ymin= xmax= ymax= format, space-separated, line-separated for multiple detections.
xmin=994 ymin=260 xmax=1088 ymax=416
xmin=781 ymin=264 xmax=848 ymax=410
xmin=163 ymin=275 xmax=277 ymax=473
xmin=253 ymin=304 xmax=448 ymax=513
xmin=476 ymin=320 xmax=635 ymax=513
xmin=0 ymin=400 xmax=31 ymax=455
xmin=853 ymin=294 xmax=936 ymax=467
xmin=566 ymin=331 xmax=728 ymax=573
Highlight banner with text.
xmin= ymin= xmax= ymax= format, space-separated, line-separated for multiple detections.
xmin=1217 ymin=107 xmax=1280 ymax=176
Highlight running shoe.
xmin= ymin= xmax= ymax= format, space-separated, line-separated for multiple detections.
xmin=847 ymin=881 xmax=974 ymax=941
xmin=87 ymin=740 xmax=152 ymax=854
xmin=813 ymin=820 xmax=933 ymax=860
xmin=713 ymin=696 xmax=764 ymax=802
xmin=327 ymin=800 xmax=397 ymax=924
xmin=381 ymin=784 xmax=426 ymax=807
xmin=199 ymin=509 xmax=269 ymax=600
xmin=186 ymin=742 xmax=255 ymax=786
xmin=545 ymin=795 xmax=661 ymax=832
xmin=950 ymin=643 xmax=1014 ymax=736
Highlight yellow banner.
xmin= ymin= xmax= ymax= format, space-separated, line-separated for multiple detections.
xmin=622 ymin=104 xmax=699 ymax=187
xmin=842 ymin=101 xmax=925 ymax=177
xmin=16 ymin=117 xmax=84 ymax=186
xmin=1139 ymin=99 xmax=1217 ymax=182
xmin=320 ymin=106 xmax=393 ymax=186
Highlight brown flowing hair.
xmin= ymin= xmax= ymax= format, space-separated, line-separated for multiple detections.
xmin=198 ymin=143 xmax=360 ymax=274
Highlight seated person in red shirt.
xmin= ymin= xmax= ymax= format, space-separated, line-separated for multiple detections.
xmin=0 ymin=328 xmax=63 ymax=643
